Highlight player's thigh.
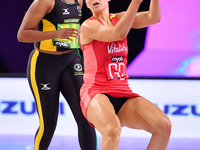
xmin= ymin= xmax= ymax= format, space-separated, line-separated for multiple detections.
xmin=87 ymin=94 xmax=121 ymax=133
xmin=118 ymin=96 xmax=168 ymax=133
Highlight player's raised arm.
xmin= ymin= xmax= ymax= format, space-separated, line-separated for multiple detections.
xmin=80 ymin=0 xmax=143 ymax=43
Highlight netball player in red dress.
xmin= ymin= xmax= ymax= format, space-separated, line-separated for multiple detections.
xmin=80 ymin=0 xmax=171 ymax=149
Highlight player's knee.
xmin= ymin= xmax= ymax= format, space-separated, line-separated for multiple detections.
xmin=103 ymin=121 xmax=121 ymax=140
xmin=157 ymin=116 xmax=172 ymax=139
xmin=43 ymin=123 xmax=57 ymax=137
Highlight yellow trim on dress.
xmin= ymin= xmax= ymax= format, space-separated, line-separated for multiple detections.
xmin=40 ymin=19 xmax=57 ymax=51
xmin=110 ymin=15 xmax=115 ymax=20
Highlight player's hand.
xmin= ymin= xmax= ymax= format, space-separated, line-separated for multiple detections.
xmin=56 ymin=28 xmax=80 ymax=41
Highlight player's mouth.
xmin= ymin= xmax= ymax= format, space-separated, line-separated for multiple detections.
xmin=93 ymin=1 xmax=100 ymax=6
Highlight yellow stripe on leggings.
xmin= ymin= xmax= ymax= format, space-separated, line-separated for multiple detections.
xmin=30 ymin=50 xmax=44 ymax=150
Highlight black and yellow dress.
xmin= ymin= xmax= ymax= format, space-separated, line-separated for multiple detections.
xmin=27 ymin=0 xmax=96 ymax=150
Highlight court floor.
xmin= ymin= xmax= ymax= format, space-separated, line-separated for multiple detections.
xmin=0 ymin=135 xmax=200 ymax=150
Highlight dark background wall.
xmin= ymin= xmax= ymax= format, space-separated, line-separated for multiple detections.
xmin=0 ymin=0 xmax=33 ymax=74
xmin=0 ymin=0 xmax=150 ymax=74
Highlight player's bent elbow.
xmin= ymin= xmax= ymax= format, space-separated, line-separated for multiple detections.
xmin=17 ymin=32 xmax=24 ymax=42
xmin=156 ymin=16 xmax=161 ymax=23
xmin=153 ymin=15 xmax=161 ymax=24
xmin=17 ymin=34 xmax=23 ymax=42
xmin=17 ymin=32 xmax=29 ymax=43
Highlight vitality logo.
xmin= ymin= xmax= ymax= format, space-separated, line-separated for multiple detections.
xmin=107 ymin=43 xmax=127 ymax=54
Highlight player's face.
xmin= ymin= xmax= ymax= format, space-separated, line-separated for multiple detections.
xmin=85 ymin=0 xmax=109 ymax=13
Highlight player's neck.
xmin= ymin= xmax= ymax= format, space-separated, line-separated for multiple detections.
xmin=93 ymin=9 xmax=111 ymax=25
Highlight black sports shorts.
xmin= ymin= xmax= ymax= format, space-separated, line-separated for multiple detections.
xmin=105 ymin=94 xmax=129 ymax=114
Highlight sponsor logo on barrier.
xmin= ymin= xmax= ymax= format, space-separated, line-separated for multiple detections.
xmin=0 ymin=101 xmax=65 ymax=115
xmin=157 ymin=104 xmax=200 ymax=116
xmin=0 ymin=101 xmax=199 ymax=116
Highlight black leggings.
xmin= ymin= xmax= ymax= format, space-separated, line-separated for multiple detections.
xmin=27 ymin=49 xmax=96 ymax=150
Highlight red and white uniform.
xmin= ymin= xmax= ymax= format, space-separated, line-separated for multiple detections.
xmin=80 ymin=15 xmax=139 ymax=118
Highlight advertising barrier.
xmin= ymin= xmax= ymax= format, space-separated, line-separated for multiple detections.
xmin=0 ymin=77 xmax=199 ymax=138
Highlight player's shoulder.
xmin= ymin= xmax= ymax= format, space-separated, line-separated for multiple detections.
xmin=81 ymin=18 xmax=101 ymax=29
xmin=33 ymin=0 xmax=54 ymax=6
xmin=36 ymin=0 xmax=53 ymax=3
xmin=113 ymin=11 xmax=126 ymax=21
